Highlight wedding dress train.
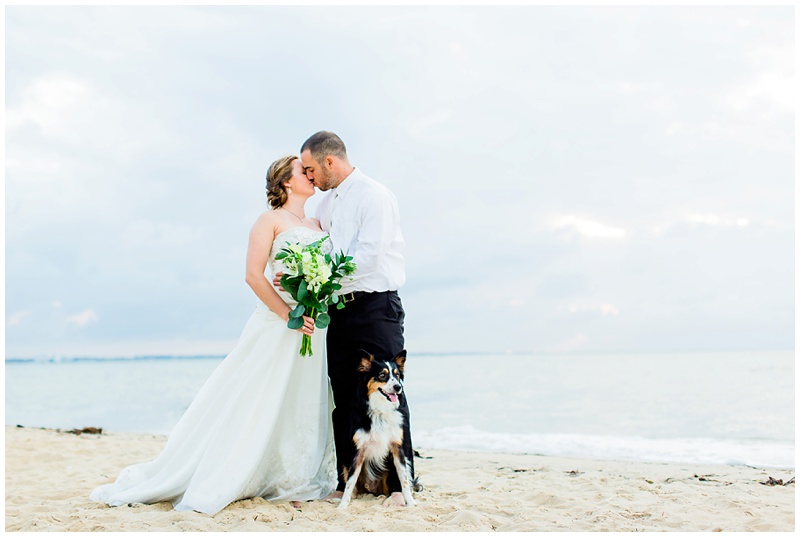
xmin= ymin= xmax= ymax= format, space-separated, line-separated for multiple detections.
xmin=90 ymin=227 xmax=336 ymax=515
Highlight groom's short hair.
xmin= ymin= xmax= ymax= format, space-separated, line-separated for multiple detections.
xmin=301 ymin=131 xmax=348 ymax=163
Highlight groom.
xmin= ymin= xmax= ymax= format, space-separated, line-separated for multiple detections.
xmin=300 ymin=131 xmax=411 ymax=506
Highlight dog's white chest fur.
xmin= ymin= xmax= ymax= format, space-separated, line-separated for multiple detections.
xmin=354 ymin=395 xmax=405 ymax=465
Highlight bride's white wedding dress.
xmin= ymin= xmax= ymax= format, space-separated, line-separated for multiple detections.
xmin=90 ymin=227 xmax=336 ymax=516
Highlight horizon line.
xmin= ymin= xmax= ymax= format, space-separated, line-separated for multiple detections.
xmin=4 ymin=348 xmax=794 ymax=363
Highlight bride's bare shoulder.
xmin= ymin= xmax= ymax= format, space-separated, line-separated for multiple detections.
xmin=258 ymin=208 xmax=288 ymax=224
xmin=250 ymin=209 xmax=283 ymax=237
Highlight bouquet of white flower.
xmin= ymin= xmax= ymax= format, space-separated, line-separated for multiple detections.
xmin=274 ymin=236 xmax=356 ymax=356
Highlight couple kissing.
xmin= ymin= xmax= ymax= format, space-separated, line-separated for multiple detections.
xmin=90 ymin=131 xmax=416 ymax=515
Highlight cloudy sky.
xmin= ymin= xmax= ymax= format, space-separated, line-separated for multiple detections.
xmin=4 ymin=5 xmax=794 ymax=358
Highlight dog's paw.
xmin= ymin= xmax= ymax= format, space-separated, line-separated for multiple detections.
xmin=384 ymin=492 xmax=407 ymax=507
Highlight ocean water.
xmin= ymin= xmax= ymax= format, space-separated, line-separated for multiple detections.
xmin=4 ymin=351 xmax=794 ymax=468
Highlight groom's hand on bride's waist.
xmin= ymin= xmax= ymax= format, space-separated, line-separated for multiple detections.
xmin=273 ymin=272 xmax=285 ymax=291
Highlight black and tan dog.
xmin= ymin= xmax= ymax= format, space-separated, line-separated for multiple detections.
xmin=338 ymin=350 xmax=421 ymax=509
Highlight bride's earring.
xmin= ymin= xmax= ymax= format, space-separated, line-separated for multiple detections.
xmin=287 ymin=186 xmax=292 ymax=194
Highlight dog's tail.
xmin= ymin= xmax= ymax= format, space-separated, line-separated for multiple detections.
xmin=412 ymin=474 xmax=423 ymax=493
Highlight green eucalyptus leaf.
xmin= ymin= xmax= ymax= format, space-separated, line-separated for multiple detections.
xmin=315 ymin=313 xmax=331 ymax=329
xmin=298 ymin=280 xmax=308 ymax=301
xmin=280 ymin=274 xmax=301 ymax=286
xmin=280 ymin=279 xmax=300 ymax=295
xmin=303 ymin=297 xmax=323 ymax=310
xmin=287 ymin=316 xmax=304 ymax=329
xmin=289 ymin=304 xmax=305 ymax=318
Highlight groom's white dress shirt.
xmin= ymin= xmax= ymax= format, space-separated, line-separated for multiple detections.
xmin=315 ymin=167 xmax=405 ymax=295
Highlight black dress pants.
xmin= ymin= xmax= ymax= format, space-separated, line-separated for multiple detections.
xmin=326 ymin=290 xmax=408 ymax=492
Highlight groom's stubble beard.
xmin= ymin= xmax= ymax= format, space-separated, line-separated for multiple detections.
xmin=316 ymin=166 xmax=336 ymax=191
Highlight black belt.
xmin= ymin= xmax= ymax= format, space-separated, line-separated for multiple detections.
xmin=340 ymin=291 xmax=371 ymax=303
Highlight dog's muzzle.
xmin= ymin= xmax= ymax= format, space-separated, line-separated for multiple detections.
xmin=379 ymin=385 xmax=402 ymax=403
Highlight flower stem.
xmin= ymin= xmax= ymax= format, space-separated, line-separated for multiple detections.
xmin=299 ymin=307 xmax=317 ymax=357
xmin=300 ymin=334 xmax=312 ymax=356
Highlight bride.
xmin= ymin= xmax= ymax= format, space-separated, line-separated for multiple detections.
xmin=90 ymin=155 xmax=337 ymax=516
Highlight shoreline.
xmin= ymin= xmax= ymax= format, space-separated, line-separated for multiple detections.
xmin=5 ymin=426 xmax=795 ymax=531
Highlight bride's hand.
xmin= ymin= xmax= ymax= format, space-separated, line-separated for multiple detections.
xmin=273 ymin=271 xmax=285 ymax=292
xmin=296 ymin=315 xmax=315 ymax=336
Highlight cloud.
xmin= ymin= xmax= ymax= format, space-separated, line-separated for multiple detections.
xmin=551 ymin=216 xmax=627 ymax=239
xmin=726 ymin=72 xmax=795 ymax=113
xmin=65 ymin=309 xmax=99 ymax=327
xmin=5 ymin=73 xmax=88 ymax=138
xmin=685 ymin=214 xmax=750 ymax=228
xmin=725 ymin=45 xmax=794 ymax=113
xmin=648 ymin=213 xmax=754 ymax=236
xmin=7 ymin=310 xmax=33 ymax=327
xmin=665 ymin=121 xmax=683 ymax=136
xmin=567 ymin=304 xmax=620 ymax=316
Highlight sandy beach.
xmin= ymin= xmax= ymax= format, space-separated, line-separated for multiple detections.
xmin=4 ymin=426 xmax=794 ymax=531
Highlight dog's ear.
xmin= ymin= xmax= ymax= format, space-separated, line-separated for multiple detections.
xmin=358 ymin=350 xmax=374 ymax=372
xmin=393 ymin=349 xmax=407 ymax=372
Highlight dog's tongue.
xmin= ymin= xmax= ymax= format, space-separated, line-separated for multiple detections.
xmin=388 ymin=393 xmax=399 ymax=403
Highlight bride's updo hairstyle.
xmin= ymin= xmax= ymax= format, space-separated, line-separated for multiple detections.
xmin=266 ymin=155 xmax=298 ymax=209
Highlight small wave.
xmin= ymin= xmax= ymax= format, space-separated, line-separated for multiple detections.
xmin=414 ymin=425 xmax=794 ymax=468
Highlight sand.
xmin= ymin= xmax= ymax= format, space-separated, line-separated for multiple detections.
xmin=4 ymin=426 xmax=795 ymax=531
